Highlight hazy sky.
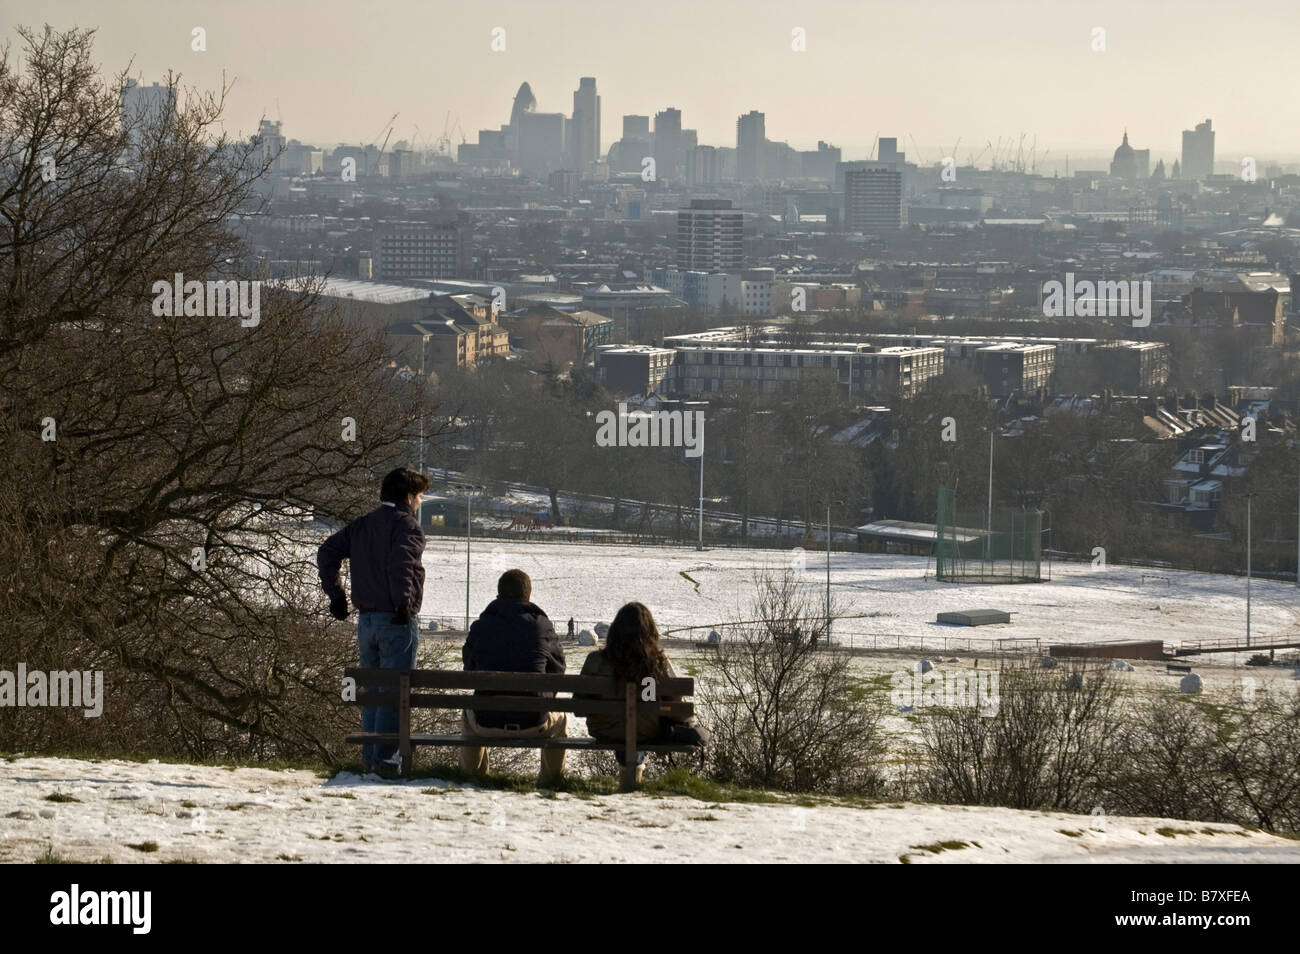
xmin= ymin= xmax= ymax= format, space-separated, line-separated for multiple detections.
xmin=7 ymin=0 xmax=1298 ymax=167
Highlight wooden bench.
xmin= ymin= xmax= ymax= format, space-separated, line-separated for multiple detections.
xmin=344 ymin=668 xmax=699 ymax=791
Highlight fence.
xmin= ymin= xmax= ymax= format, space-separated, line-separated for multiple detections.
xmin=415 ymin=612 xmax=1042 ymax=658
xmin=936 ymin=486 xmax=1043 ymax=583
xmin=662 ymin=616 xmax=1042 ymax=657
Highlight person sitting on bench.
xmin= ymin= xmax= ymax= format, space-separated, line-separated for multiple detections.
xmin=460 ymin=569 xmax=567 ymax=786
xmin=579 ymin=601 xmax=708 ymax=785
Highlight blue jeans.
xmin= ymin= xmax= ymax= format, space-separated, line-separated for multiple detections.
xmin=357 ymin=612 xmax=420 ymax=768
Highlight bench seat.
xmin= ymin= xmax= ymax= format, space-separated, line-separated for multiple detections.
xmin=346 ymin=732 xmax=699 ymax=753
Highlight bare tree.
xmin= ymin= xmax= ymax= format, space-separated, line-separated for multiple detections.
xmin=919 ymin=660 xmax=1120 ymax=811
xmin=0 ymin=26 xmax=451 ymax=761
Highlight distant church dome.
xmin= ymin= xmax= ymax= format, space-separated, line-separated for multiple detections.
xmin=1113 ymin=130 xmax=1134 ymax=162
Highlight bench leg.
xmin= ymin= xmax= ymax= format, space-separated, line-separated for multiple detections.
xmin=621 ymin=681 xmax=639 ymax=793
xmin=399 ymin=672 xmax=412 ymax=778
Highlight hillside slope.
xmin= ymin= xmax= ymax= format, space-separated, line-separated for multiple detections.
xmin=2 ymin=757 xmax=1296 ymax=864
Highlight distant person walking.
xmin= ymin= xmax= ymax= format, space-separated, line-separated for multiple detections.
xmin=317 ymin=466 xmax=429 ymax=775
xmin=461 ymin=570 xmax=568 ymax=786
xmin=567 ymin=618 xmax=575 ymax=639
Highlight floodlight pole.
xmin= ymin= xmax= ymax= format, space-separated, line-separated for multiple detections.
xmin=825 ymin=501 xmax=832 ymax=645
xmin=1246 ymin=493 xmax=1254 ymax=648
xmin=986 ymin=429 xmax=994 ymax=566
xmin=696 ymin=426 xmax=705 ymax=552
xmin=419 ymin=339 xmax=426 ymax=476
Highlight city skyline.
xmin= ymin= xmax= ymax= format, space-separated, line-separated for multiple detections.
xmin=9 ymin=0 xmax=1300 ymax=167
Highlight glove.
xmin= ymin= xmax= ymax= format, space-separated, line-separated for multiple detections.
xmin=391 ymin=606 xmax=410 ymax=626
xmin=329 ymin=592 xmax=349 ymax=620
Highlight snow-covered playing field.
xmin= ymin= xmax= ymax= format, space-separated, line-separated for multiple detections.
xmin=3 ymin=757 xmax=1297 ymax=864
xmin=417 ymin=538 xmax=1300 ymax=654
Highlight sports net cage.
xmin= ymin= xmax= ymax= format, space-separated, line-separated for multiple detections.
xmin=935 ymin=486 xmax=1043 ymax=583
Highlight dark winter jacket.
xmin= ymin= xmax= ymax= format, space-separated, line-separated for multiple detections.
xmin=462 ymin=599 xmax=566 ymax=728
xmin=316 ymin=501 xmax=425 ymax=616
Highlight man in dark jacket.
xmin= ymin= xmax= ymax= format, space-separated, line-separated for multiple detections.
xmin=461 ymin=569 xmax=567 ymax=785
xmin=317 ymin=466 xmax=429 ymax=774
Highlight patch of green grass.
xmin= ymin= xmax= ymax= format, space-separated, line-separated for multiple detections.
xmin=35 ymin=848 xmax=76 ymax=864
xmin=322 ymin=792 xmax=356 ymax=800
xmin=224 ymin=804 xmax=246 ymax=811
xmin=125 ymin=841 xmax=159 ymax=853
xmin=1057 ymin=829 xmax=1083 ymax=837
xmin=278 ymin=854 xmax=303 ymax=862
xmin=163 ymin=858 xmax=198 ymax=864
xmin=1155 ymin=827 xmax=1197 ymax=838
xmin=908 ymin=840 xmax=969 ymax=854
xmin=180 ymin=800 xmax=199 ymax=809
xmin=43 ymin=792 xmax=81 ymax=803
xmin=688 ymin=813 xmax=720 ymax=821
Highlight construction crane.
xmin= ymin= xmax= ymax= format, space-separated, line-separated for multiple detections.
xmin=908 ymin=133 xmax=926 ymax=166
xmin=368 ymin=113 xmax=398 ymax=176
xmin=869 ymin=131 xmax=879 ymax=160
xmin=435 ymin=111 xmax=454 ymax=156
xmin=367 ymin=112 xmax=399 ymax=148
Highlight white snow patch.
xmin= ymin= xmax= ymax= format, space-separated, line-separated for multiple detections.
xmin=2 ymin=758 xmax=1296 ymax=864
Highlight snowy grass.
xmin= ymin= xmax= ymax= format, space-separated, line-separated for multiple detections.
xmin=418 ymin=539 xmax=1300 ymax=652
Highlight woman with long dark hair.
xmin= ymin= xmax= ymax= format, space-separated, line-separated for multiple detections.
xmin=579 ymin=602 xmax=706 ymax=781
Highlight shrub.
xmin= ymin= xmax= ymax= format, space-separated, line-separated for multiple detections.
xmin=698 ymin=569 xmax=886 ymax=795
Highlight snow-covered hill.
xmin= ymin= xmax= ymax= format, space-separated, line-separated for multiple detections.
xmin=3 ymin=757 xmax=1296 ymax=864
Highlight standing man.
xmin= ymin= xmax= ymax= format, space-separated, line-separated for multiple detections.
xmin=318 ymin=466 xmax=429 ymax=775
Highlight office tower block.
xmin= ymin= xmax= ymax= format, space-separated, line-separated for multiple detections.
xmin=654 ymin=107 xmax=683 ymax=181
xmin=1181 ymin=119 xmax=1214 ymax=180
xmin=842 ymin=162 xmax=902 ymax=232
xmin=676 ymin=199 xmax=744 ymax=271
xmin=570 ymin=77 xmax=600 ymax=172
xmin=737 ymin=110 xmax=766 ymax=181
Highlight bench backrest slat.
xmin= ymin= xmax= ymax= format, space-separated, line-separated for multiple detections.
xmin=345 ymin=667 xmax=694 ymax=697
xmin=355 ymin=690 xmax=693 ymax=719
